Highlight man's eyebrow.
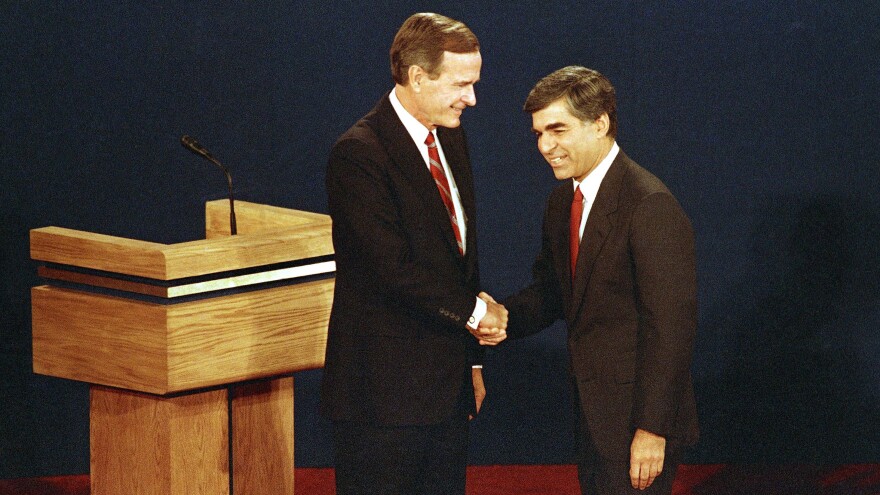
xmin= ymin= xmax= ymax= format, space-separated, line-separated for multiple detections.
xmin=544 ymin=122 xmax=566 ymax=131
xmin=455 ymin=77 xmax=479 ymax=85
xmin=533 ymin=121 xmax=566 ymax=134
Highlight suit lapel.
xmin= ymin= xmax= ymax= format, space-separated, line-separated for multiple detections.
xmin=568 ymin=156 xmax=625 ymax=324
xmin=438 ymin=127 xmax=477 ymax=276
xmin=548 ymin=184 xmax=575 ymax=316
xmin=438 ymin=128 xmax=473 ymax=226
xmin=373 ymin=95 xmax=464 ymax=260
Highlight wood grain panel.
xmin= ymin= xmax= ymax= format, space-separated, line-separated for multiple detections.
xmin=31 ymin=201 xmax=334 ymax=281
xmin=31 ymin=285 xmax=169 ymax=394
xmin=166 ymin=278 xmax=332 ymax=392
xmin=30 ymin=227 xmax=168 ymax=279
xmin=90 ymin=386 xmax=229 ymax=495
xmin=231 ymin=377 xmax=294 ymax=494
xmin=32 ymin=277 xmax=332 ymax=394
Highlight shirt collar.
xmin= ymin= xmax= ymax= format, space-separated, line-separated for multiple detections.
xmin=574 ymin=141 xmax=619 ymax=203
xmin=389 ymin=87 xmax=435 ymax=145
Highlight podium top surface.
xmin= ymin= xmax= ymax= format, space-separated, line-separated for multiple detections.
xmin=30 ymin=200 xmax=333 ymax=281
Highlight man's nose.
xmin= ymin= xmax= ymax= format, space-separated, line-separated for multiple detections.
xmin=538 ymin=135 xmax=555 ymax=153
xmin=462 ymin=86 xmax=476 ymax=106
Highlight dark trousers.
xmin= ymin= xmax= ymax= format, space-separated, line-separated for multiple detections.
xmin=573 ymin=386 xmax=682 ymax=494
xmin=332 ymin=412 xmax=469 ymax=495
xmin=576 ymin=432 xmax=683 ymax=495
xmin=332 ymin=369 xmax=474 ymax=495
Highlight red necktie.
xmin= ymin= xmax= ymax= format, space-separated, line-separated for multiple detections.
xmin=425 ymin=132 xmax=464 ymax=255
xmin=570 ymin=186 xmax=584 ymax=278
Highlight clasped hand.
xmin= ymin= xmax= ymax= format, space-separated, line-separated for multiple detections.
xmin=469 ymin=292 xmax=508 ymax=346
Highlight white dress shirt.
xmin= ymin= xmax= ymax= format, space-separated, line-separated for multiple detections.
xmin=572 ymin=142 xmax=619 ymax=240
xmin=389 ymin=88 xmax=487 ymax=330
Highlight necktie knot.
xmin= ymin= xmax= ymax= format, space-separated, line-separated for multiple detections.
xmin=425 ymin=132 xmax=436 ymax=147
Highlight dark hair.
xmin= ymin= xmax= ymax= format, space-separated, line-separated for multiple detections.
xmin=390 ymin=13 xmax=480 ymax=85
xmin=523 ymin=66 xmax=617 ymax=138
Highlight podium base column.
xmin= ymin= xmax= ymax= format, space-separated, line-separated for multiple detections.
xmin=231 ymin=376 xmax=295 ymax=494
xmin=90 ymin=385 xmax=230 ymax=495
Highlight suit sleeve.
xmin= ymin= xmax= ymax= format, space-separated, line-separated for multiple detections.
xmin=630 ymin=191 xmax=698 ymax=437
xmin=503 ymin=199 xmax=565 ymax=338
xmin=327 ymin=136 xmax=476 ymax=330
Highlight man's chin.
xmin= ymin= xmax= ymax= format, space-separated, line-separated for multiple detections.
xmin=551 ymin=169 xmax=570 ymax=181
xmin=437 ymin=112 xmax=463 ymax=128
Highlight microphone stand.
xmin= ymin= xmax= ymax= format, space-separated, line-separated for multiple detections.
xmin=181 ymin=135 xmax=237 ymax=235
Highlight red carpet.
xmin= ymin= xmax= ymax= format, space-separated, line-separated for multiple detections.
xmin=2 ymin=465 xmax=879 ymax=494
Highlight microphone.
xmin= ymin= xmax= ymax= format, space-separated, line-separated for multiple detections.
xmin=181 ymin=135 xmax=237 ymax=235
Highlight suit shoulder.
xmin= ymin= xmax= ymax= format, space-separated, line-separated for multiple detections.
xmin=331 ymin=95 xmax=392 ymax=154
xmin=329 ymin=124 xmax=389 ymax=177
xmin=617 ymin=154 xmax=692 ymax=227
xmin=334 ymin=114 xmax=381 ymax=149
xmin=617 ymin=153 xmax=673 ymax=199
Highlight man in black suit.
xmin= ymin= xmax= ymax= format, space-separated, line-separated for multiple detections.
xmin=321 ymin=12 xmax=507 ymax=495
xmin=502 ymin=66 xmax=699 ymax=494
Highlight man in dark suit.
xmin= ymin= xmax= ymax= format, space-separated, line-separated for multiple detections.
xmin=321 ymin=13 xmax=507 ymax=495
xmin=502 ymin=66 xmax=699 ymax=494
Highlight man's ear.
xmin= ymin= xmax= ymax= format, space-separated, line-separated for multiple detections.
xmin=594 ymin=113 xmax=611 ymax=137
xmin=408 ymin=65 xmax=425 ymax=92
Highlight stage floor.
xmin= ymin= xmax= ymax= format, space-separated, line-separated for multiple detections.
xmin=2 ymin=464 xmax=879 ymax=494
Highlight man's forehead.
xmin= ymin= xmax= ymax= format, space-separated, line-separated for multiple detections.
xmin=436 ymin=51 xmax=481 ymax=76
xmin=439 ymin=49 xmax=481 ymax=61
xmin=532 ymin=101 xmax=577 ymax=128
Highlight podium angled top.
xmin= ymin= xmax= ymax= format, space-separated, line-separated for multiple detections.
xmin=30 ymin=200 xmax=333 ymax=280
xmin=30 ymin=200 xmax=334 ymax=393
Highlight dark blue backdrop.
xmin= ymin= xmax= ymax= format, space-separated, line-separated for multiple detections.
xmin=2 ymin=1 xmax=879 ymax=478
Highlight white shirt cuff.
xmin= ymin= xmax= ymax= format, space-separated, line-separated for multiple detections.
xmin=467 ymin=296 xmax=488 ymax=330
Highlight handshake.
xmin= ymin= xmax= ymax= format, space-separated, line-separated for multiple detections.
xmin=469 ymin=292 xmax=508 ymax=346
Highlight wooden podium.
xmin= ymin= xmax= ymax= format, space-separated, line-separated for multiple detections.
xmin=30 ymin=200 xmax=334 ymax=494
